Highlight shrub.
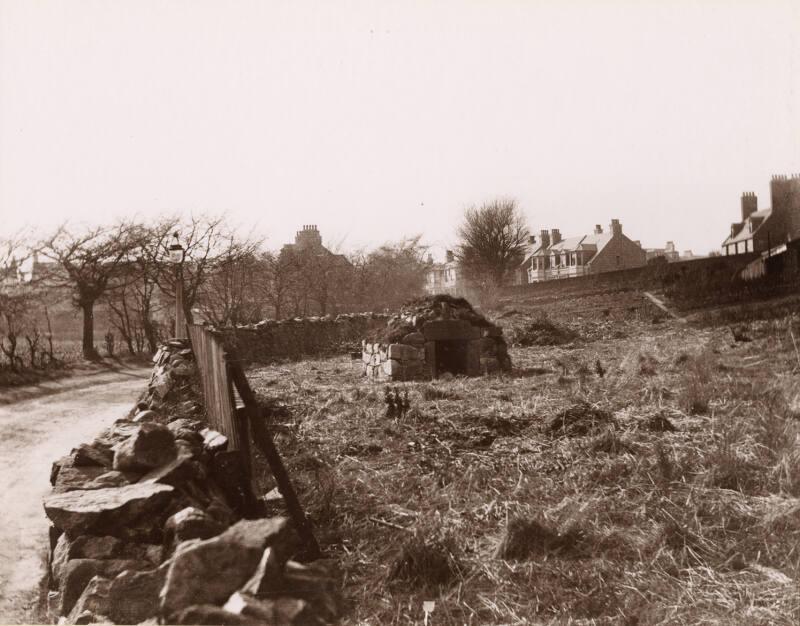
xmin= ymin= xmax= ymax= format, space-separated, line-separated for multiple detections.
xmin=678 ymin=351 xmax=716 ymax=414
xmin=506 ymin=314 xmax=578 ymax=347
xmin=494 ymin=516 xmax=588 ymax=561
xmin=388 ymin=527 xmax=462 ymax=591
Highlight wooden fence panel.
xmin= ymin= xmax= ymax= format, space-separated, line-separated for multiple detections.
xmin=188 ymin=324 xmax=247 ymax=453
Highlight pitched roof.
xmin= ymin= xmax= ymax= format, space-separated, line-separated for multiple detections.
xmin=722 ymin=208 xmax=773 ymax=246
xmin=520 ymin=243 xmax=546 ymax=266
xmin=522 ymin=231 xmax=616 ymax=265
xmin=548 ymin=236 xmax=586 ymax=252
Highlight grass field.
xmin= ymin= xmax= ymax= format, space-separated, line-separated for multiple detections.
xmin=247 ymin=305 xmax=800 ymax=625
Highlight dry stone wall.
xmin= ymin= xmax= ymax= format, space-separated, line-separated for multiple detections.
xmin=220 ymin=313 xmax=390 ymax=364
xmin=42 ymin=339 xmax=340 ymax=625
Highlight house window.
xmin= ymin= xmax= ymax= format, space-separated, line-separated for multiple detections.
xmin=616 ymin=255 xmax=621 ymax=267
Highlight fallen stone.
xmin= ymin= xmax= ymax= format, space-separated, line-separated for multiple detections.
xmin=174 ymin=400 xmax=201 ymax=416
xmin=66 ymin=576 xmax=111 ymax=624
xmin=279 ymin=559 xmax=342 ymax=623
xmin=88 ymin=470 xmax=137 ymax=489
xmin=151 ymin=372 xmax=172 ymax=399
xmin=72 ymin=443 xmax=114 ymax=468
xmin=95 ymin=420 xmax=140 ymax=449
xmin=167 ymin=418 xmax=204 ymax=436
xmin=46 ymin=590 xmax=61 ymax=624
xmin=201 ymin=429 xmax=228 ymax=453
xmin=171 ymin=363 xmax=194 ymax=378
xmin=164 ymin=507 xmax=226 ymax=549
xmin=173 ymin=605 xmax=254 ymax=625
xmin=53 ymin=465 xmax=108 ymax=493
xmin=160 ymin=517 xmax=298 ymax=618
xmin=51 ymin=534 xmax=162 ymax=585
xmin=223 ymin=593 xmax=317 ymax=625
xmin=139 ymin=450 xmax=204 ymax=487
xmin=44 ymin=483 xmax=174 ymax=536
xmin=175 ymin=437 xmax=204 ymax=460
xmin=51 ymin=455 xmax=73 ymax=486
xmin=71 ymin=608 xmax=105 ymax=624
xmin=240 ymin=547 xmax=282 ymax=595
xmin=133 ymin=410 xmax=158 ymax=423
xmin=68 ymin=564 xmax=169 ymax=625
xmin=113 ymin=423 xmax=177 ymax=472
xmin=60 ymin=558 xmax=147 ymax=615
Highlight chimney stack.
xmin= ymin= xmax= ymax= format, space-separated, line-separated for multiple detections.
xmin=550 ymin=228 xmax=562 ymax=245
xmin=741 ymin=192 xmax=757 ymax=221
xmin=594 ymin=224 xmax=603 ymax=234
xmin=528 ymin=235 xmax=536 ymax=245
xmin=610 ymin=219 xmax=622 ymax=236
xmin=539 ymin=229 xmax=551 ymax=249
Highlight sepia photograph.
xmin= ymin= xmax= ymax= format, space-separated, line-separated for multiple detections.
xmin=0 ymin=1 xmax=799 ymax=624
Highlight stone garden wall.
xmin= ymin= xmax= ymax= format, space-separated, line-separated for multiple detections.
xmin=220 ymin=313 xmax=390 ymax=364
xmin=42 ymin=339 xmax=340 ymax=625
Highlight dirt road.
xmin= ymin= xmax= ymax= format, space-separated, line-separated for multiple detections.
xmin=0 ymin=367 xmax=150 ymax=624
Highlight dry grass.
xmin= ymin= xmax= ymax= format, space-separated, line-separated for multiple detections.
xmin=247 ymin=306 xmax=800 ymax=625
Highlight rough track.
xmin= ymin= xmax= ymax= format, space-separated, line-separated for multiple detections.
xmin=0 ymin=367 xmax=149 ymax=623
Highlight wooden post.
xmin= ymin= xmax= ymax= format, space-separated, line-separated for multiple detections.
xmin=175 ymin=265 xmax=187 ymax=339
xmin=228 ymin=363 xmax=321 ymax=560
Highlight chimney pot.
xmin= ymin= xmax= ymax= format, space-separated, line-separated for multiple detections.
xmin=741 ymin=192 xmax=758 ymax=221
xmin=539 ymin=229 xmax=551 ymax=249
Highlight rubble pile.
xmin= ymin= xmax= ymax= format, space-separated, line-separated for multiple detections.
xmin=361 ymin=295 xmax=512 ymax=381
xmin=43 ymin=339 xmax=341 ymax=625
xmin=141 ymin=339 xmax=203 ymax=416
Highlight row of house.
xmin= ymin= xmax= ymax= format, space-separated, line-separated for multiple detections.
xmin=519 ymin=219 xmax=645 ymax=283
xmin=427 ymin=173 xmax=800 ymax=295
xmin=426 ymin=218 xmax=693 ymax=294
xmin=721 ymin=174 xmax=800 ymax=256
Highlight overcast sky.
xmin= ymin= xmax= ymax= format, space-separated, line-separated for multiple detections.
xmin=1 ymin=0 xmax=798 ymax=258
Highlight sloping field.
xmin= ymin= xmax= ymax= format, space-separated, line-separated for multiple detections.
xmin=247 ymin=306 xmax=800 ymax=624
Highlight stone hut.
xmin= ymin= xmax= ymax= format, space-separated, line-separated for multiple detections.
xmin=361 ymin=295 xmax=512 ymax=381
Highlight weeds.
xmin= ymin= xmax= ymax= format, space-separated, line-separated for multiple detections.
xmin=678 ymin=350 xmax=716 ymax=414
xmin=245 ymin=302 xmax=800 ymax=624
xmin=388 ymin=526 xmax=463 ymax=592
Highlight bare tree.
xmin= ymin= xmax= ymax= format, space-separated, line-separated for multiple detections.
xmin=262 ymin=250 xmax=298 ymax=320
xmin=350 ymin=236 xmax=429 ymax=311
xmin=198 ymin=249 xmax=267 ymax=327
xmin=104 ymin=220 xmax=174 ymax=353
xmin=456 ymin=199 xmax=530 ymax=289
xmin=279 ymin=244 xmax=353 ymax=317
xmin=152 ymin=216 xmax=260 ymax=327
xmin=0 ymin=288 xmax=32 ymax=371
xmin=39 ymin=223 xmax=140 ymax=359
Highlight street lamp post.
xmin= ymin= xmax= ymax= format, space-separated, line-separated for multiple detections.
xmin=168 ymin=232 xmax=187 ymax=339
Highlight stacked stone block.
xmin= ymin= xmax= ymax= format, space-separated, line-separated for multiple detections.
xmin=361 ymin=335 xmax=428 ymax=382
xmin=361 ymin=296 xmax=512 ymax=382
